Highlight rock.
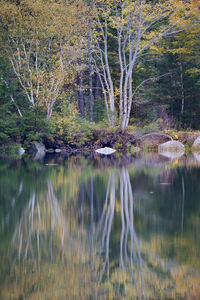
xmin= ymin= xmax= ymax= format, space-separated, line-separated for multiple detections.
xmin=95 ymin=147 xmax=116 ymax=155
xmin=55 ymin=149 xmax=61 ymax=153
xmin=18 ymin=147 xmax=25 ymax=155
xmin=193 ymin=151 xmax=200 ymax=163
xmin=29 ymin=141 xmax=46 ymax=155
xmin=192 ymin=136 xmax=200 ymax=149
xmin=46 ymin=148 xmax=54 ymax=153
xmin=137 ymin=132 xmax=172 ymax=148
xmin=158 ymin=140 xmax=185 ymax=152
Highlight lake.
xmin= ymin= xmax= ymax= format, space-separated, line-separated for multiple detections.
xmin=0 ymin=152 xmax=200 ymax=299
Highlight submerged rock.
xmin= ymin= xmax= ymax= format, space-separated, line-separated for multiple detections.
xmin=158 ymin=140 xmax=185 ymax=152
xmin=29 ymin=141 xmax=46 ymax=160
xmin=95 ymin=147 xmax=116 ymax=155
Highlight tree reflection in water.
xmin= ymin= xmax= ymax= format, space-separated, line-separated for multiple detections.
xmin=1 ymin=159 xmax=199 ymax=299
xmin=95 ymin=169 xmax=144 ymax=298
xmin=3 ymin=179 xmax=92 ymax=299
xmin=12 ymin=180 xmax=67 ymax=269
xmin=91 ymin=166 xmax=199 ymax=299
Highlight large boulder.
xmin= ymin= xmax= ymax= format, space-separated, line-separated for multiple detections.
xmin=192 ymin=136 xmax=200 ymax=149
xmin=136 ymin=132 xmax=172 ymax=148
xmin=158 ymin=140 xmax=185 ymax=152
xmin=95 ymin=147 xmax=116 ymax=155
xmin=29 ymin=141 xmax=46 ymax=158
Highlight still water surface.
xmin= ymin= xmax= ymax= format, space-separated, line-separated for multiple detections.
xmin=0 ymin=153 xmax=200 ymax=299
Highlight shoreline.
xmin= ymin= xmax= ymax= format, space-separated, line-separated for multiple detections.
xmin=1 ymin=129 xmax=200 ymax=159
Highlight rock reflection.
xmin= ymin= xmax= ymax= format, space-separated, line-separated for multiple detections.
xmin=159 ymin=150 xmax=184 ymax=160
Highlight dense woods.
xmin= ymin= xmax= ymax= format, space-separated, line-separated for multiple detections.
xmin=0 ymin=0 xmax=199 ymax=151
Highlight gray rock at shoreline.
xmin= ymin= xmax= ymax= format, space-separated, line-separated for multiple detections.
xmin=29 ymin=141 xmax=46 ymax=153
xmin=158 ymin=140 xmax=185 ymax=152
xmin=29 ymin=141 xmax=46 ymax=160
xmin=192 ymin=136 xmax=200 ymax=148
xmin=96 ymin=147 xmax=116 ymax=155
xmin=55 ymin=149 xmax=61 ymax=153
xmin=137 ymin=132 xmax=172 ymax=148
xmin=193 ymin=151 xmax=200 ymax=163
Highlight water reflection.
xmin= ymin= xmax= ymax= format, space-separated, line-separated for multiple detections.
xmin=0 ymin=155 xmax=199 ymax=299
xmin=159 ymin=150 xmax=184 ymax=160
xmin=12 ymin=181 xmax=67 ymax=266
xmin=95 ymin=169 xmax=144 ymax=298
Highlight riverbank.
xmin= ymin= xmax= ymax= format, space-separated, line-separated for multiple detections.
xmin=1 ymin=126 xmax=200 ymax=159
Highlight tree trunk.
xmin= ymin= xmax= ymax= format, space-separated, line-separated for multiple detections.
xmin=179 ymin=62 xmax=185 ymax=115
xmin=94 ymin=72 xmax=100 ymax=101
xmin=88 ymin=27 xmax=93 ymax=123
xmin=46 ymin=107 xmax=52 ymax=122
xmin=77 ymin=71 xmax=85 ymax=118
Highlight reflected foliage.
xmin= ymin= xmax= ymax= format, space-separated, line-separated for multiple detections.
xmin=0 ymin=155 xmax=199 ymax=299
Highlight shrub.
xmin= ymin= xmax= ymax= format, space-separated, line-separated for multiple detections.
xmin=19 ymin=107 xmax=49 ymax=146
xmin=140 ymin=122 xmax=160 ymax=134
xmin=0 ymin=103 xmax=20 ymax=145
xmin=50 ymin=103 xmax=93 ymax=147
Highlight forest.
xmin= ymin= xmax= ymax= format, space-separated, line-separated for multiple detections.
xmin=0 ymin=0 xmax=200 ymax=154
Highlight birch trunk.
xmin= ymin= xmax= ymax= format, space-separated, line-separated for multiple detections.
xmin=88 ymin=24 xmax=93 ymax=123
xmin=179 ymin=62 xmax=185 ymax=116
xmin=77 ymin=71 xmax=85 ymax=118
xmin=94 ymin=0 xmax=196 ymax=129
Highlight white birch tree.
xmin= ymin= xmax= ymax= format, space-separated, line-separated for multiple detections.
xmin=0 ymin=0 xmax=89 ymax=121
xmin=93 ymin=0 xmax=198 ymax=128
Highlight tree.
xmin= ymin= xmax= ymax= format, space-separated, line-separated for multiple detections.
xmin=0 ymin=0 xmax=89 ymax=121
xmin=93 ymin=0 xmax=199 ymax=128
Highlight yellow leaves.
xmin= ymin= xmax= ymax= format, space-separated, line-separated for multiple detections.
xmin=0 ymin=0 xmax=90 ymax=119
xmin=115 ymin=200 xmax=121 ymax=213
xmin=169 ymin=0 xmax=195 ymax=27
xmin=186 ymin=67 xmax=200 ymax=77
xmin=114 ymin=87 xmax=120 ymax=97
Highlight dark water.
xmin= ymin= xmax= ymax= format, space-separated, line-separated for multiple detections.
xmin=0 ymin=153 xmax=200 ymax=299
